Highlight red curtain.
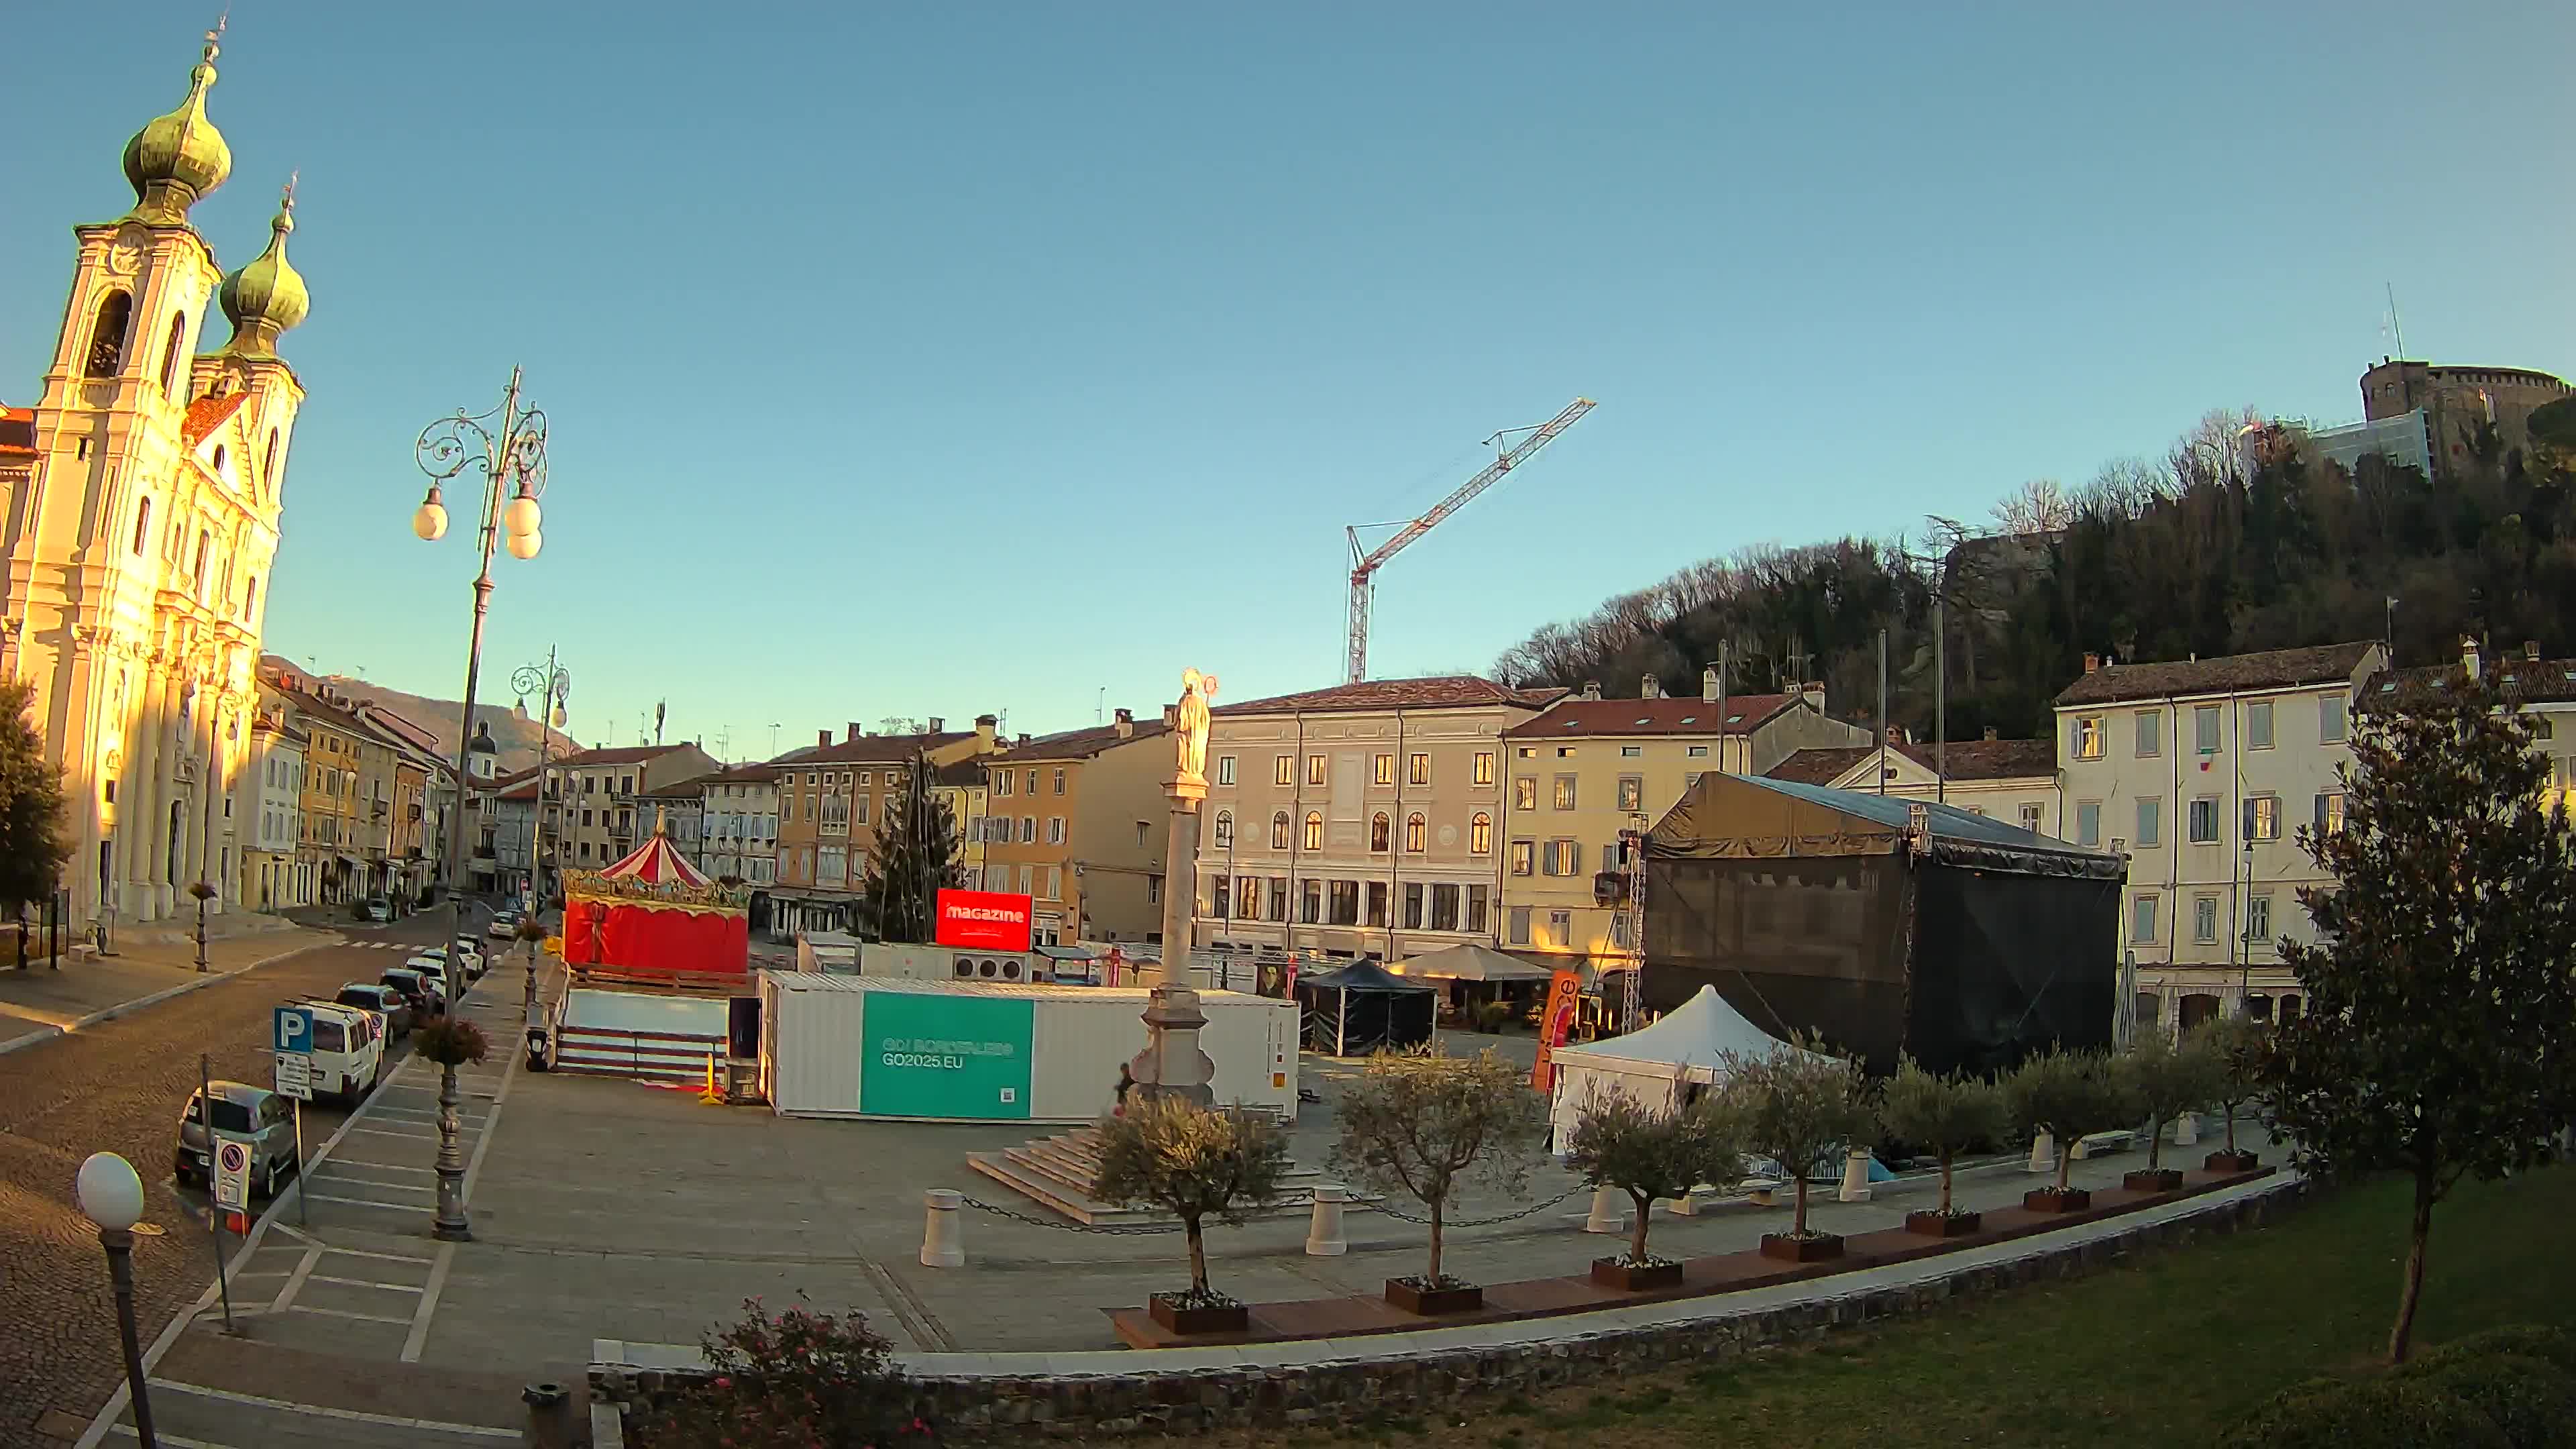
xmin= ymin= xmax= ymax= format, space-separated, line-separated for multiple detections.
xmin=562 ymin=899 xmax=747 ymax=978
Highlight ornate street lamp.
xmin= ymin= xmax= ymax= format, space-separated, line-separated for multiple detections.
xmin=75 ymin=1152 xmax=158 ymax=1448
xmin=413 ymin=367 xmax=548 ymax=1242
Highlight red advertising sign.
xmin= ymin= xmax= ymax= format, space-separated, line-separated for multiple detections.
xmin=1530 ymin=968 xmax=1585 ymax=1093
xmin=935 ymin=888 xmax=1034 ymax=952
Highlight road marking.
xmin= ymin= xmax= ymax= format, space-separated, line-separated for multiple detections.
xmin=318 ymin=1159 xmax=433 ymax=1176
xmin=346 ymin=1126 xmax=435 ymax=1139
xmin=401 ymin=1241 xmax=457 ymax=1363
xmin=146 ymin=1381 xmax=519 ymax=1438
xmin=269 ymin=1248 xmax=321 ymax=1313
xmin=303 ymin=1193 xmax=426 ymax=1212
xmin=286 ymin=1304 xmax=414 ymax=1326
xmin=110 ymin=1428 xmax=240 ymax=1449
xmin=319 ymin=1244 xmax=435 ymax=1265
xmin=309 ymin=1273 xmax=427 ymax=1293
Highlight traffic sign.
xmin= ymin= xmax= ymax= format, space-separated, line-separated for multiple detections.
xmin=274 ymin=1052 xmax=314 ymax=1102
xmin=212 ymin=1138 xmax=251 ymax=1212
xmin=273 ymin=1005 xmax=313 ymax=1055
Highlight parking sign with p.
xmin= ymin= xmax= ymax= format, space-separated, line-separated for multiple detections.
xmin=273 ymin=1005 xmax=312 ymax=1054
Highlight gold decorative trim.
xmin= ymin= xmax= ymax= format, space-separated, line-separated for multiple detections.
xmin=561 ymin=867 xmax=750 ymax=912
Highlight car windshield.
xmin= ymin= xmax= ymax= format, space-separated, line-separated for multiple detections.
xmin=189 ymin=1096 xmax=256 ymax=1133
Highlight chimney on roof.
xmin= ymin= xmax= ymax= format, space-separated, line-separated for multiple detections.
xmin=817 ymin=729 xmax=831 ymax=749
xmin=1640 ymin=674 xmax=1662 ymax=699
xmin=1017 ymin=733 xmax=1030 ymax=747
xmin=847 ymin=722 xmax=864 ymax=743
xmin=1984 ymin=726 xmax=1998 ymax=741
xmin=1702 ymin=665 xmax=1720 ymax=703
xmin=1114 ymin=707 xmax=1134 ymax=739
xmin=928 ymin=716 xmax=945 ymax=733
xmin=1802 ymin=682 xmax=1824 ymax=712
xmin=1580 ymin=680 xmax=1601 ymax=702
xmin=2083 ymin=652 xmax=2100 ymax=674
xmin=2525 ymin=641 xmax=2541 ymax=662
xmin=2461 ymin=635 xmax=2481 ymax=681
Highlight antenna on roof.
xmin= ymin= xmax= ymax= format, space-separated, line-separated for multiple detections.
xmin=2385 ymin=282 xmax=2406 ymax=359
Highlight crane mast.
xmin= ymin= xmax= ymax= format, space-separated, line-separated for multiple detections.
xmin=1345 ymin=397 xmax=1595 ymax=684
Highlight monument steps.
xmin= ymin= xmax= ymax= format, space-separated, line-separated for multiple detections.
xmin=965 ymin=1126 xmax=1371 ymax=1227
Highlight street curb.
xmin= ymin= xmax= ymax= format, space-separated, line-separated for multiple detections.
xmin=0 ymin=933 xmax=345 ymax=1061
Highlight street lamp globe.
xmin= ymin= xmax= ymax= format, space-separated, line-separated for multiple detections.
xmin=75 ymin=1152 xmax=144 ymax=1231
xmin=502 ymin=493 xmax=541 ymax=539
xmin=413 ymin=492 xmax=449 ymax=542
xmin=506 ymin=529 xmax=541 ymax=561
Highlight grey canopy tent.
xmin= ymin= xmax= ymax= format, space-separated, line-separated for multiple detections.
xmin=1297 ymin=960 xmax=1437 ymax=1056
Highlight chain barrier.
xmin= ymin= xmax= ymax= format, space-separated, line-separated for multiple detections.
xmin=1369 ymin=1186 xmax=1582 ymax=1229
xmin=953 ymin=1194 xmax=1189 ymax=1236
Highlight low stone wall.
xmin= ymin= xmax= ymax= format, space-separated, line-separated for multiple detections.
xmin=594 ymin=1177 xmax=2312 ymax=1440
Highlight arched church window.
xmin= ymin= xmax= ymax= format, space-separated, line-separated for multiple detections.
xmin=243 ymin=576 xmax=258 ymax=620
xmin=262 ymin=429 xmax=279 ymax=491
xmin=85 ymin=290 xmax=134 ymax=378
xmin=157 ymin=313 xmax=186 ymax=394
xmin=131 ymin=496 xmax=153 ymax=557
xmin=211 ymin=445 xmax=226 ymax=477
xmin=194 ymin=530 xmax=210 ymax=592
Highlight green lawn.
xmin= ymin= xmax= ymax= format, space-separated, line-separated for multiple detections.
xmin=1230 ymin=1166 xmax=2575 ymax=1449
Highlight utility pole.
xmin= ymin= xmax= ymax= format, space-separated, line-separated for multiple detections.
xmin=1933 ymin=594 xmax=1947 ymax=804
xmin=1876 ymin=629 xmax=1888 ymax=796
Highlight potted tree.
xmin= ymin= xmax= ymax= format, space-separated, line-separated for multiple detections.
xmin=1880 ymin=1057 xmax=2005 ymax=1237
xmin=1330 ymin=1049 xmax=1544 ymax=1314
xmin=2120 ymin=1028 xmax=2219 ymax=1192
xmin=1564 ymin=1087 xmax=1743 ymax=1290
xmin=2004 ymin=1047 xmax=2134 ymax=1212
xmin=2196 ymin=1016 xmax=2267 ymax=1173
xmin=1092 ymin=1097 xmax=1291 ymax=1334
xmin=1719 ymin=1038 xmax=1878 ymax=1263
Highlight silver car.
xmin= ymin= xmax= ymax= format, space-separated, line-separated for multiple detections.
xmin=174 ymin=1081 xmax=299 ymax=1199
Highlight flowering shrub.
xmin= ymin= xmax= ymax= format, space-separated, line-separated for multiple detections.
xmin=411 ymin=1016 xmax=490 ymax=1068
xmin=636 ymin=1297 xmax=930 ymax=1449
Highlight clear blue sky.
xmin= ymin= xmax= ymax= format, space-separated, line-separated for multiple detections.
xmin=8 ymin=2 xmax=2571 ymax=758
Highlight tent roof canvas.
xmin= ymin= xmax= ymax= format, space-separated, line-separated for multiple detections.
xmin=1550 ymin=985 xmax=1813 ymax=1079
xmin=1300 ymin=959 xmax=1436 ymax=994
xmin=1394 ymin=943 xmax=1552 ymax=983
xmin=594 ymin=818 xmax=712 ymax=888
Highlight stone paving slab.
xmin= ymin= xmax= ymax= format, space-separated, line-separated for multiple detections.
xmin=0 ymin=928 xmax=335 ymax=1055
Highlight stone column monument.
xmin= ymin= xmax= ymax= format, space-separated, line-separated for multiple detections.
xmin=1128 ymin=669 xmax=1219 ymax=1108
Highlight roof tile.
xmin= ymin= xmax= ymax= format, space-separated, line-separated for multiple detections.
xmin=2053 ymin=642 xmax=2379 ymax=707
xmin=1216 ymin=676 xmax=1562 ymax=716
xmin=1501 ymin=694 xmax=1798 ymax=739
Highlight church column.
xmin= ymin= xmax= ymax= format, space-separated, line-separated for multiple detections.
xmin=140 ymin=657 xmax=180 ymax=922
xmin=179 ymin=674 xmax=211 ymax=902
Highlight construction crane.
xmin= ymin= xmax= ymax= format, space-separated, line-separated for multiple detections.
xmin=1344 ymin=397 xmax=1595 ymax=684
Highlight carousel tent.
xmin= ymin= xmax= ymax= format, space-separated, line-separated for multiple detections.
xmin=1297 ymin=960 xmax=1436 ymax=1056
xmin=1546 ymin=985 xmax=1814 ymax=1148
xmin=561 ymin=812 xmax=751 ymax=979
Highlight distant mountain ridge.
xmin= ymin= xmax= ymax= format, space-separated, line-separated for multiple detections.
xmin=261 ymin=655 xmax=576 ymax=773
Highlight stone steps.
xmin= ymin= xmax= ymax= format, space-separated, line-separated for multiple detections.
xmin=965 ymin=1126 xmax=1364 ymax=1227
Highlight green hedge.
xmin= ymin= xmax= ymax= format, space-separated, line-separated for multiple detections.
xmin=2219 ymin=1325 xmax=2576 ymax=1449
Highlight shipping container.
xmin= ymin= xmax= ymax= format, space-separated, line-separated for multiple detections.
xmin=860 ymin=943 xmax=1052 ymax=985
xmin=760 ymin=973 xmax=1298 ymax=1123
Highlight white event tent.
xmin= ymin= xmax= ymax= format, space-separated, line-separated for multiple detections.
xmin=1546 ymin=984 xmax=1817 ymax=1153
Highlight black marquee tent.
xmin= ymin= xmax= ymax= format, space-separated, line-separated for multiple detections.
xmin=1644 ymin=772 xmax=2125 ymax=1076
xmin=1297 ymin=960 xmax=1438 ymax=1056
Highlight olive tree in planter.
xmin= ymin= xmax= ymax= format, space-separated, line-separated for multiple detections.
xmin=412 ymin=1015 xmax=490 ymax=1240
xmin=1719 ymin=1038 xmax=1878 ymax=1263
xmin=1092 ymin=1096 xmax=1291 ymax=1334
xmin=1330 ymin=1049 xmax=1545 ymax=1315
xmin=2004 ymin=1047 xmax=2135 ymax=1212
xmin=1880 ymin=1057 xmax=2005 ymax=1237
xmin=2120 ymin=1028 xmax=2222 ymax=1191
xmin=1564 ymin=1087 xmax=1744 ymax=1289
xmin=2196 ymin=1016 xmax=2269 ymax=1173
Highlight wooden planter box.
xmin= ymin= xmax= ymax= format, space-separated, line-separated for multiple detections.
xmin=1590 ymin=1256 xmax=1684 ymax=1291
xmin=1905 ymin=1209 xmax=1982 ymax=1238
xmin=2123 ymin=1168 xmax=2185 ymax=1193
xmin=2024 ymin=1187 xmax=2092 ymax=1213
xmin=2204 ymin=1149 xmax=2261 ymax=1174
xmin=1758 ymin=1232 xmax=1845 ymax=1263
xmin=1384 ymin=1279 xmax=1483 ymax=1316
xmin=1147 ymin=1293 xmax=1248 ymax=1336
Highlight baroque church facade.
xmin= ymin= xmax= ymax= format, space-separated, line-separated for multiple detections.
xmin=0 ymin=28 xmax=309 ymax=929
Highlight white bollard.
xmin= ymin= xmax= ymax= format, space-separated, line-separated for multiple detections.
xmin=1305 ymin=1185 xmax=1348 ymax=1256
xmin=920 ymin=1189 xmax=965 ymax=1269
xmin=2174 ymin=1112 xmax=2199 ymax=1146
xmin=1837 ymin=1147 xmax=1873 ymax=1202
xmin=2028 ymin=1131 xmax=2057 ymax=1175
xmin=1584 ymin=1185 xmax=1625 ymax=1234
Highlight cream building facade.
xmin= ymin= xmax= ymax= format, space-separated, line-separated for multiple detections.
xmin=1494 ymin=672 xmax=1870 ymax=971
xmin=1766 ymin=733 xmax=2061 ymax=836
xmin=2053 ymin=641 xmax=2386 ymax=1036
xmin=555 ymin=743 xmax=718 ymax=875
xmin=1 ymin=32 xmax=310 ymax=928
xmin=237 ymin=708 xmax=306 ymax=910
xmin=1188 ymin=676 xmax=1560 ymax=963
xmin=980 ymin=712 xmax=1170 ymax=947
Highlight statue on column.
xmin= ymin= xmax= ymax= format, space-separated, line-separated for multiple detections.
xmin=1173 ymin=668 xmax=1218 ymax=785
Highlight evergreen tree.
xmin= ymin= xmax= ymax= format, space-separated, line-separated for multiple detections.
xmin=0 ymin=680 xmax=72 ymax=939
xmin=2265 ymin=670 xmax=2576 ymax=1364
xmin=857 ymin=751 xmax=959 ymax=943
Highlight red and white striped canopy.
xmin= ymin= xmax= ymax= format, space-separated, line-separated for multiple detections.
xmin=595 ymin=814 xmax=711 ymax=888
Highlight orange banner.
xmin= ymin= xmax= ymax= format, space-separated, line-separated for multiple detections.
xmin=1530 ymin=968 xmax=1585 ymax=1093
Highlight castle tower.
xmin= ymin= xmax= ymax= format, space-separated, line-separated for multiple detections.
xmin=1 ymin=25 xmax=309 ymax=930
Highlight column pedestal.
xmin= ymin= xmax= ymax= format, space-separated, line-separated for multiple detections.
xmin=1130 ymin=773 xmax=1217 ymax=1108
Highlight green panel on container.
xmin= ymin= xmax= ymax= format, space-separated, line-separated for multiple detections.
xmin=859 ymin=992 xmax=1035 ymax=1120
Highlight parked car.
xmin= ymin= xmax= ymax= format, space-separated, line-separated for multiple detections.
xmin=451 ymin=936 xmax=487 ymax=979
xmin=174 ymin=1081 xmax=299 ymax=1198
xmin=406 ymin=951 xmax=459 ymax=1001
xmin=290 ymin=999 xmax=387 ymax=1105
xmin=336 ymin=982 xmax=412 ymax=1038
xmin=358 ymin=898 xmax=392 ymax=923
xmin=380 ymin=967 xmax=441 ymax=1017
xmin=488 ymin=909 xmax=521 ymax=941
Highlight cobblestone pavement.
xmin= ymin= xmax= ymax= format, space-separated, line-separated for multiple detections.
xmin=0 ymin=913 xmax=467 ymax=1449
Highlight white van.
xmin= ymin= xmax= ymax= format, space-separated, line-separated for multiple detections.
xmin=294 ymin=999 xmax=388 ymax=1105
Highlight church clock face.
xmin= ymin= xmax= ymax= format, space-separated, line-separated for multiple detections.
xmin=106 ymin=225 xmax=150 ymax=277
